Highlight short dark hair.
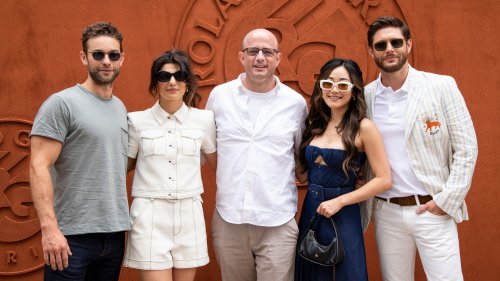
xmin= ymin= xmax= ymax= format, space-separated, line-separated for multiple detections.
xmin=367 ymin=16 xmax=411 ymax=47
xmin=149 ymin=50 xmax=201 ymax=108
xmin=81 ymin=22 xmax=123 ymax=53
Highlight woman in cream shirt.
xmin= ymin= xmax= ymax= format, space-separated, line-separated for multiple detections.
xmin=123 ymin=50 xmax=216 ymax=281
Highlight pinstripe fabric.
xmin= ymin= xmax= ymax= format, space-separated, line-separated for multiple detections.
xmin=365 ymin=66 xmax=478 ymax=223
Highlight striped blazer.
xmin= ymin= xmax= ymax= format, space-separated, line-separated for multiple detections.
xmin=364 ymin=66 xmax=478 ymax=223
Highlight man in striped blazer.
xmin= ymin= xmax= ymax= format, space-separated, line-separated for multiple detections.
xmin=364 ymin=16 xmax=478 ymax=281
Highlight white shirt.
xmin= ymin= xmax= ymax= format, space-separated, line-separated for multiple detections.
xmin=246 ymin=88 xmax=274 ymax=127
xmin=206 ymin=74 xmax=308 ymax=226
xmin=372 ymin=66 xmax=427 ymax=198
xmin=128 ymin=102 xmax=216 ymax=199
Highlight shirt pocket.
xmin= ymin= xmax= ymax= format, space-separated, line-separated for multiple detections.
xmin=140 ymin=130 xmax=166 ymax=156
xmin=180 ymin=129 xmax=203 ymax=156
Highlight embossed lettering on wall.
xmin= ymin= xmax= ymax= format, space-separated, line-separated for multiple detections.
xmin=175 ymin=0 xmax=409 ymax=101
xmin=0 ymin=119 xmax=43 ymax=276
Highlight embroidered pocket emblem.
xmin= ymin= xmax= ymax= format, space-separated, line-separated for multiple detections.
xmin=422 ymin=116 xmax=441 ymax=136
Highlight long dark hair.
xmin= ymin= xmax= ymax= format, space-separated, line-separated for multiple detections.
xmin=149 ymin=50 xmax=201 ymax=108
xmin=298 ymin=58 xmax=367 ymax=177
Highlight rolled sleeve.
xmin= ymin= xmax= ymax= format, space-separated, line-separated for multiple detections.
xmin=127 ymin=114 xmax=140 ymax=159
xmin=31 ymin=95 xmax=69 ymax=143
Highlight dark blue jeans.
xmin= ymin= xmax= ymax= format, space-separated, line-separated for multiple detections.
xmin=44 ymin=231 xmax=125 ymax=281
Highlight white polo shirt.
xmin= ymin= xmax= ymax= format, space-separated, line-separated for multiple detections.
xmin=128 ymin=102 xmax=216 ymax=199
xmin=206 ymin=74 xmax=308 ymax=227
xmin=372 ymin=67 xmax=427 ymax=198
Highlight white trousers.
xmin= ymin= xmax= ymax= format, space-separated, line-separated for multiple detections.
xmin=373 ymin=198 xmax=463 ymax=281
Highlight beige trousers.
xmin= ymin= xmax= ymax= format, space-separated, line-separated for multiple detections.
xmin=211 ymin=210 xmax=298 ymax=281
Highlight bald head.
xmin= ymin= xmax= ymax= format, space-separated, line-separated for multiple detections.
xmin=238 ymin=28 xmax=282 ymax=92
xmin=242 ymin=29 xmax=279 ymax=51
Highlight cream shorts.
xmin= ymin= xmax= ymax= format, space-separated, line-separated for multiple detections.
xmin=123 ymin=196 xmax=209 ymax=270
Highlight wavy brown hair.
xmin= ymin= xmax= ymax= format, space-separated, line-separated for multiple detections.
xmin=367 ymin=16 xmax=411 ymax=47
xmin=81 ymin=22 xmax=123 ymax=53
xmin=149 ymin=50 xmax=201 ymax=108
xmin=298 ymin=58 xmax=367 ymax=178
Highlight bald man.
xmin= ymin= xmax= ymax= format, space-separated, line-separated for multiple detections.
xmin=206 ymin=29 xmax=308 ymax=281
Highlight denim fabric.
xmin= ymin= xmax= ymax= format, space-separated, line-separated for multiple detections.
xmin=44 ymin=232 xmax=125 ymax=281
xmin=296 ymin=185 xmax=368 ymax=281
xmin=295 ymin=146 xmax=368 ymax=281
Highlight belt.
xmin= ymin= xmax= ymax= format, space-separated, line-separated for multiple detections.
xmin=375 ymin=195 xmax=432 ymax=206
xmin=308 ymin=183 xmax=355 ymax=201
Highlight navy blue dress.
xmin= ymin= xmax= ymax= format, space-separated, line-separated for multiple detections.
xmin=295 ymin=145 xmax=368 ymax=281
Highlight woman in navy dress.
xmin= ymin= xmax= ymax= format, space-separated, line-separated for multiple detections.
xmin=295 ymin=58 xmax=391 ymax=281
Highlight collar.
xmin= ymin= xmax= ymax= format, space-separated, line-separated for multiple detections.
xmin=236 ymin=73 xmax=281 ymax=96
xmin=375 ymin=65 xmax=414 ymax=96
xmin=151 ymin=101 xmax=189 ymax=125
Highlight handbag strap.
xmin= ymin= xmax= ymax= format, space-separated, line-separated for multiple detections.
xmin=306 ymin=213 xmax=341 ymax=246
xmin=305 ymin=213 xmax=320 ymax=230
xmin=333 ymin=265 xmax=336 ymax=281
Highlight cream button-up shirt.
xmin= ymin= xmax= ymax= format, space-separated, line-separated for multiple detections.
xmin=206 ymin=74 xmax=308 ymax=227
xmin=128 ymin=102 xmax=216 ymax=199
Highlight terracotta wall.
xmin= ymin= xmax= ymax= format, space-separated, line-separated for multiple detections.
xmin=0 ymin=0 xmax=498 ymax=280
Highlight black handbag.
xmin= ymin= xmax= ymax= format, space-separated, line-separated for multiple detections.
xmin=297 ymin=213 xmax=345 ymax=266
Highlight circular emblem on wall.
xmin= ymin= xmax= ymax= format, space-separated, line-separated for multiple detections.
xmin=0 ymin=119 xmax=43 ymax=275
xmin=175 ymin=0 xmax=411 ymax=101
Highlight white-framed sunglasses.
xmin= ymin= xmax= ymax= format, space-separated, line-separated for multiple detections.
xmin=319 ymin=80 xmax=354 ymax=92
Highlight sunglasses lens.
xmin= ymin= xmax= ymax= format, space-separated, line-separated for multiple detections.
xmin=320 ymin=80 xmax=334 ymax=90
xmin=261 ymin=48 xmax=274 ymax=57
xmin=374 ymin=42 xmax=387 ymax=51
xmin=173 ymin=71 xmax=188 ymax=81
xmin=247 ymin=48 xmax=259 ymax=56
xmin=91 ymin=51 xmax=105 ymax=60
xmin=391 ymin=39 xmax=404 ymax=48
xmin=108 ymin=52 xmax=121 ymax=61
xmin=337 ymin=83 xmax=350 ymax=91
xmin=157 ymin=71 xmax=172 ymax=82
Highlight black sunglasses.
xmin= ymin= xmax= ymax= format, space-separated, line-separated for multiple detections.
xmin=373 ymin=39 xmax=405 ymax=51
xmin=88 ymin=50 xmax=121 ymax=61
xmin=156 ymin=70 xmax=188 ymax=82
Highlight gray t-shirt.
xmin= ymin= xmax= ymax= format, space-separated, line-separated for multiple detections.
xmin=31 ymin=84 xmax=130 ymax=235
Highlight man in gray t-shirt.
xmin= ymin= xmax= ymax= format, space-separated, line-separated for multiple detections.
xmin=30 ymin=22 xmax=130 ymax=281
